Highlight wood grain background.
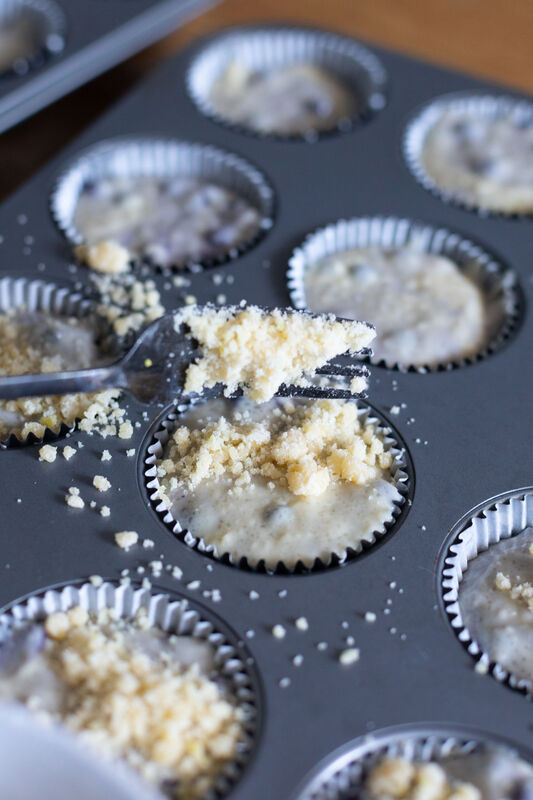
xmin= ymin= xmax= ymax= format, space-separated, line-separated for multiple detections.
xmin=2 ymin=0 xmax=532 ymax=200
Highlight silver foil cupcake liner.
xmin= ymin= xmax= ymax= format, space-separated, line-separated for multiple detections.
xmin=293 ymin=724 xmax=533 ymax=800
xmin=0 ymin=580 xmax=259 ymax=800
xmin=187 ymin=26 xmax=387 ymax=142
xmin=441 ymin=487 xmax=533 ymax=697
xmin=50 ymin=136 xmax=275 ymax=271
xmin=403 ymin=93 xmax=533 ymax=218
xmin=143 ymin=396 xmax=412 ymax=574
xmin=0 ymin=0 xmax=65 ymax=77
xmin=287 ymin=215 xmax=522 ymax=372
xmin=0 ymin=275 xmax=111 ymax=448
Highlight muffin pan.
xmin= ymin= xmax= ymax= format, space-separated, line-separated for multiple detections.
xmin=1 ymin=23 xmax=533 ymax=800
xmin=0 ymin=0 xmax=217 ymax=134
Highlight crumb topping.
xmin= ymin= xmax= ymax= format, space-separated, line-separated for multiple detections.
xmin=75 ymin=241 xmax=130 ymax=274
xmin=7 ymin=608 xmax=244 ymax=799
xmin=495 ymin=570 xmax=533 ymax=611
xmin=90 ymin=269 xmax=164 ymax=339
xmin=157 ymin=399 xmax=391 ymax=499
xmin=366 ymin=757 xmax=481 ymax=800
xmin=175 ymin=305 xmax=374 ymax=403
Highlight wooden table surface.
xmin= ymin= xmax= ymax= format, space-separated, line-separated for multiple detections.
xmin=2 ymin=0 xmax=532 ymax=200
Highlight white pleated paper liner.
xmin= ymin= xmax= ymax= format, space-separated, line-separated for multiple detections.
xmin=292 ymin=724 xmax=533 ymax=800
xmin=0 ymin=275 xmax=110 ymax=449
xmin=0 ymin=0 xmax=65 ymax=77
xmin=441 ymin=487 xmax=533 ymax=698
xmin=186 ymin=27 xmax=387 ymax=141
xmin=142 ymin=396 xmax=412 ymax=574
xmin=50 ymin=136 xmax=275 ymax=271
xmin=287 ymin=216 xmax=522 ymax=373
xmin=404 ymin=93 xmax=533 ymax=217
xmin=0 ymin=580 xmax=260 ymax=800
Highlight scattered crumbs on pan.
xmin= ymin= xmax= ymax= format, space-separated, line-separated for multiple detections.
xmin=390 ymin=405 xmax=400 ymax=415
xmin=272 ymin=624 xmax=286 ymax=639
xmin=278 ymin=589 xmax=288 ymax=599
xmin=100 ymin=505 xmax=111 ymax=517
xmin=249 ymin=590 xmax=260 ymax=600
xmin=38 ymin=445 xmax=57 ymax=463
xmin=279 ymin=677 xmax=291 ymax=689
xmin=364 ymin=611 xmax=377 ymax=623
xmin=339 ymin=647 xmax=360 ymax=666
xmin=63 ymin=445 xmax=76 ymax=460
xmin=317 ymin=642 xmax=328 ymax=651
xmin=295 ymin=617 xmax=309 ymax=632
xmin=93 ymin=475 xmax=111 ymax=492
xmin=142 ymin=538 xmax=154 ymax=549
xmin=65 ymin=487 xmax=84 ymax=509
xmin=114 ymin=531 xmax=138 ymax=550
xmin=187 ymin=580 xmax=201 ymax=590
xmin=101 ymin=449 xmax=112 ymax=461
xmin=246 ymin=629 xmax=255 ymax=639
xmin=293 ymin=654 xmax=304 ymax=667
xmin=126 ymin=448 xmax=135 ymax=457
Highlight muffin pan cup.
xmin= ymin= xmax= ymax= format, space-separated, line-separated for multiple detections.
xmin=50 ymin=136 xmax=275 ymax=272
xmin=287 ymin=215 xmax=523 ymax=372
xmin=403 ymin=93 xmax=533 ymax=218
xmin=1 ymin=21 xmax=533 ymax=800
xmin=0 ymin=0 xmax=217 ymax=134
xmin=186 ymin=26 xmax=387 ymax=142
xmin=441 ymin=488 xmax=533 ymax=697
xmin=143 ymin=397 xmax=412 ymax=573
xmin=293 ymin=724 xmax=533 ymax=800
xmin=0 ymin=580 xmax=260 ymax=799
xmin=0 ymin=274 xmax=111 ymax=448
xmin=0 ymin=0 xmax=66 ymax=78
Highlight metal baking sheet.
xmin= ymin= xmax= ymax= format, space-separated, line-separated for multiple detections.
xmin=1 ymin=26 xmax=533 ymax=800
xmin=0 ymin=0 xmax=217 ymax=134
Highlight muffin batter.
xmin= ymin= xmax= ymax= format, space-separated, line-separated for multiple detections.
xmin=365 ymin=748 xmax=533 ymax=800
xmin=208 ymin=61 xmax=357 ymax=136
xmin=0 ymin=606 xmax=243 ymax=800
xmin=73 ymin=176 xmax=262 ymax=268
xmin=302 ymin=245 xmax=490 ymax=368
xmin=458 ymin=528 xmax=533 ymax=686
xmin=0 ymin=12 xmax=40 ymax=74
xmin=420 ymin=107 xmax=533 ymax=213
xmin=155 ymin=397 xmax=401 ymax=568
xmin=0 ymin=310 xmax=115 ymax=439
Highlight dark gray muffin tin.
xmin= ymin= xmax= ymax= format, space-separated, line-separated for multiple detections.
xmin=0 ymin=0 xmax=216 ymax=133
xmin=1 ymin=24 xmax=533 ymax=800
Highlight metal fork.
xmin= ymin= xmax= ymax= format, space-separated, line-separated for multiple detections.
xmin=0 ymin=311 xmax=370 ymax=406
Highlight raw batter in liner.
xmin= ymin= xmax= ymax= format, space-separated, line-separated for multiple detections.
xmin=208 ymin=61 xmax=357 ymax=136
xmin=155 ymin=396 xmax=401 ymax=569
xmin=420 ymin=107 xmax=533 ymax=213
xmin=73 ymin=176 xmax=262 ymax=268
xmin=302 ymin=245 xmax=493 ymax=368
xmin=365 ymin=748 xmax=533 ymax=800
xmin=0 ymin=607 xmax=243 ymax=800
xmin=0 ymin=310 xmax=115 ymax=439
xmin=0 ymin=12 xmax=40 ymax=73
xmin=458 ymin=527 xmax=533 ymax=686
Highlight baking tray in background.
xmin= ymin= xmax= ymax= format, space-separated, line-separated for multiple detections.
xmin=1 ymin=25 xmax=533 ymax=800
xmin=0 ymin=0 xmax=218 ymax=134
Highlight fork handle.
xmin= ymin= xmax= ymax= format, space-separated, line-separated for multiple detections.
xmin=0 ymin=364 xmax=125 ymax=400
